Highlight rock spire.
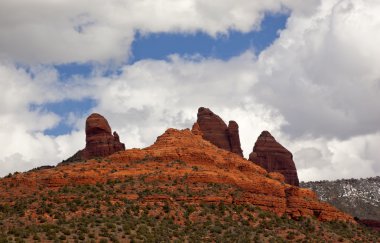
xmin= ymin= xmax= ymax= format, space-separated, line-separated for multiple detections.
xmin=249 ymin=131 xmax=299 ymax=186
xmin=192 ymin=107 xmax=243 ymax=157
xmin=63 ymin=113 xmax=125 ymax=163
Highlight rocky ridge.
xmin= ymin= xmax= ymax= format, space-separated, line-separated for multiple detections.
xmin=2 ymin=112 xmax=377 ymax=241
xmin=1 ymin=128 xmax=353 ymax=223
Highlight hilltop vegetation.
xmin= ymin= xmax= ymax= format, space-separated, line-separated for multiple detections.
xmin=1 ymin=178 xmax=379 ymax=243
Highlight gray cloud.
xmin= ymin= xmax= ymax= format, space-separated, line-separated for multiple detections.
xmin=294 ymin=147 xmax=329 ymax=169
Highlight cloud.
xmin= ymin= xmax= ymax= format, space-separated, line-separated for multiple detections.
xmin=253 ymin=0 xmax=380 ymax=139
xmin=294 ymin=147 xmax=330 ymax=170
xmin=0 ymin=1 xmax=133 ymax=64
xmin=82 ymin=0 xmax=380 ymax=181
xmin=0 ymin=63 xmax=86 ymax=175
xmin=0 ymin=0 xmax=379 ymax=182
xmin=293 ymin=132 xmax=380 ymax=181
xmin=85 ymin=53 xmax=283 ymax=152
xmin=0 ymin=0 xmax=296 ymax=65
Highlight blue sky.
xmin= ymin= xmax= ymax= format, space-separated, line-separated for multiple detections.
xmin=130 ymin=13 xmax=287 ymax=62
xmin=45 ymin=13 xmax=288 ymax=136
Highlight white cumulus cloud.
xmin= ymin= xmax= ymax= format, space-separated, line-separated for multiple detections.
xmin=0 ymin=0 xmax=291 ymax=64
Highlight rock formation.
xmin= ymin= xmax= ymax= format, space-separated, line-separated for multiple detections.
xmin=63 ymin=113 xmax=125 ymax=163
xmin=228 ymin=121 xmax=243 ymax=156
xmin=1 ymin=128 xmax=354 ymax=223
xmin=249 ymin=131 xmax=299 ymax=186
xmin=192 ymin=107 xmax=243 ymax=156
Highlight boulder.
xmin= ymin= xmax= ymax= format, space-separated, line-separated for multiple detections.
xmin=249 ymin=131 xmax=299 ymax=186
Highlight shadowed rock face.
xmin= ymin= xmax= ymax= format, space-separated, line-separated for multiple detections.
xmin=357 ymin=219 xmax=380 ymax=232
xmin=228 ymin=121 xmax=243 ymax=156
xmin=63 ymin=113 xmax=125 ymax=163
xmin=193 ymin=107 xmax=243 ymax=156
xmin=83 ymin=113 xmax=125 ymax=158
xmin=249 ymin=131 xmax=299 ymax=186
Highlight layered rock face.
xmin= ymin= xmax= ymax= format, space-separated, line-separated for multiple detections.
xmin=64 ymin=113 xmax=125 ymax=162
xmin=249 ymin=131 xmax=299 ymax=186
xmin=192 ymin=107 xmax=243 ymax=156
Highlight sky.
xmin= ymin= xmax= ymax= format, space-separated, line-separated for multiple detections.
xmin=0 ymin=0 xmax=379 ymax=181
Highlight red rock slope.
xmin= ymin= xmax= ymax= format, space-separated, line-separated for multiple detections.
xmin=0 ymin=128 xmax=353 ymax=223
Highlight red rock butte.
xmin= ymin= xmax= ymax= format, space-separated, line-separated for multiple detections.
xmin=191 ymin=107 xmax=299 ymax=187
xmin=63 ymin=113 xmax=125 ymax=163
xmin=192 ymin=107 xmax=243 ymax=157
xmin=249 ymin=131 xmax=300 ymax=186
xmin=1 ymin=128 xmax=354 ymax=223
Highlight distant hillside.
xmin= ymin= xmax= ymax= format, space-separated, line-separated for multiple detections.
xmin=301 ymin=176 xmax=380 ymax=220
